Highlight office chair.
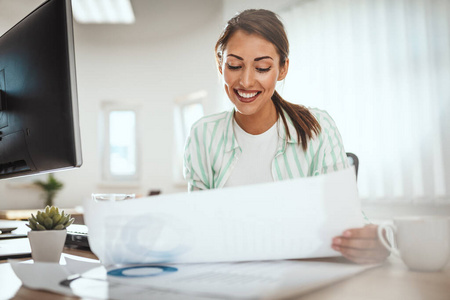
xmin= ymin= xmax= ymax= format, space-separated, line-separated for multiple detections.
xmin=346 ymin=152 xmax=359 ymax=179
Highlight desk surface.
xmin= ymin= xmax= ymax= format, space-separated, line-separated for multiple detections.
xmin=0 ymin=209 xmax=85 ymax=226
xmin=1 ymin=249 xmax=449 ymax=300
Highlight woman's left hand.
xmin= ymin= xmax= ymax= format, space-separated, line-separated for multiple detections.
xmin=332 ymin=224 xmax=390 ymax=264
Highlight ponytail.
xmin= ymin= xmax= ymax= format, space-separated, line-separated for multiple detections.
xmin=272 ymin=91 xmax=321 ymax=151
xmin=215 ymin=9 xmax=321 ymax=150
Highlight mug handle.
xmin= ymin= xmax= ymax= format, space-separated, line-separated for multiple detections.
xmin=377 ymin=223 xmax=400 ymax=257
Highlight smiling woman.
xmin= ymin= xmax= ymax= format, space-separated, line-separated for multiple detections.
xmin=185 ymin=9 xmax=344 ymax=190
xmin=183 ymin=9 xmax=389 ymax=265
xmin=214 ymin=11 xmax=321 ymax=150
xmin=220 ymin=31 xmax=285 ymax=134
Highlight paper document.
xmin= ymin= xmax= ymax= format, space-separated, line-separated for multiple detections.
xmin=10 ymin=257 xmax=378 ymax=300
xmin=73 ymin=260 xmax=377 ymax=300
xmin=84 ymin=167 xmax=363 ymax=265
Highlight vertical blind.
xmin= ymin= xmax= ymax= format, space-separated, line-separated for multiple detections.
xmin=278 ymin=0 xmax=450 ymax=204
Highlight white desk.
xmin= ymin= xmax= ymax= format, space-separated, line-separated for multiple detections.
xmin=1 ymin=250 xmax=449 ymax=300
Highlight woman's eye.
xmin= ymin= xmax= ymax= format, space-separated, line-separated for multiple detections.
xmin=226 ymin=63 xmax=241 ymax=70
xmin=256 ymin=67 xmax=271 ymax=73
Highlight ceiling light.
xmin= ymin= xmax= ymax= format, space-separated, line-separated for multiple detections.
xmin=71 ymin=0 xmax=135 ymax=24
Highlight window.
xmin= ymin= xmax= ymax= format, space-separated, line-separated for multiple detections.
xmin=101 ymin=102 xmax=140 ymax=182
xmin=173 ymin=91 xmax=206 ymax=185
xmin=180 ymin=102 xmax=204 ymax=142
xmin=280 ymin=0 xmax=450 ymax=204
xmin=109 ymin=111 xmax=136 ymax=176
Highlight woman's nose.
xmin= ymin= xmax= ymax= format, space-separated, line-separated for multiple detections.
xmin=239 ymin=68 xmax=255 ymax=88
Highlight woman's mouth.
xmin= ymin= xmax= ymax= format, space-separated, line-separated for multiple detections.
xmin=234 ymin=89 xmax=261 ymax=103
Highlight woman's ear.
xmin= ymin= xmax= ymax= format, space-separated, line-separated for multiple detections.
xmin=218 ymin=63 xmax=223 ymax=75
xmin=278 ymin=58 xmax=289 ymax=81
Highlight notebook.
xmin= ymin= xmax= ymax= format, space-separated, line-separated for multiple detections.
xmin=0 ymin=238 xmax=31 ymax=259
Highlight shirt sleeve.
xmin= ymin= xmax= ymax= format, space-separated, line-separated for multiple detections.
xmin=183 ymin=126 xmax=210 ymax=192
xmin=315 ymin=111 xmax=350 ymax=174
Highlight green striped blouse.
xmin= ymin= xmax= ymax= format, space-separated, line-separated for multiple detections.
xmin=183 ymin=108 xmax=349 ymax=191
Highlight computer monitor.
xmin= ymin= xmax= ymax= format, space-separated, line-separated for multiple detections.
xmin=0 ymin=0 xmax=82 ymax=180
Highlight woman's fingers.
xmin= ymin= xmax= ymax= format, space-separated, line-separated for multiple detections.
xmin=332 ymin=225 xmax=390 ymax=264
xmin=342 ymin=224 xmax=379 ymax=239
xmin=332 ymin=237 xmax=380 ymax=250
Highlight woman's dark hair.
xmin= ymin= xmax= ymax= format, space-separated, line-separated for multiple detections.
xmin=215 ymin=9 xmax=321 ymax=151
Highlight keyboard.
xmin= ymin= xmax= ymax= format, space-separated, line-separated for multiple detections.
xmin=65 ymin=224 xmax=90 ymax=249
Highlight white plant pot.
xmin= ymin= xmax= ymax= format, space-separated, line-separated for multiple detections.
xmin=28 ymin=229 xmax=67 ymax=263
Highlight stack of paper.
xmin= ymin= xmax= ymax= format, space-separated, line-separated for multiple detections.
xmin=84 ymin=167 xmax=363 ymax=265
xmin=10 ymin=168 xmax=376 ymax=299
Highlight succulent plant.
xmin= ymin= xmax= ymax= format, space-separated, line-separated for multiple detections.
xmin=26 ymin=206 xmax=74 ymax=230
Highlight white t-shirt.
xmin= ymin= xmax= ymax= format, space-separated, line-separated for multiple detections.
xmin=224 ymin=119 xmax=279 ymax=187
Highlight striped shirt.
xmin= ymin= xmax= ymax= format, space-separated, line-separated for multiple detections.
xmin=183 ymin=108 xmax=349 ymax=191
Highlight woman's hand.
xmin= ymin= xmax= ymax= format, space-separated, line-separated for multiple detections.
xmin=331 ymin=224 xmax=390 ymax=264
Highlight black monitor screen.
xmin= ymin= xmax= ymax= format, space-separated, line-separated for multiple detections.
xmin=0 ymin=0 xmax=82 ymax=179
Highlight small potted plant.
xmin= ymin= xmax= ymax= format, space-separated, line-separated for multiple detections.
xmin=26 ymin=206 xmax=74 ymax=263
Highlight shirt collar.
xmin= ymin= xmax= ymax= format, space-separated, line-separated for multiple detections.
xmin=224 ymin=108 xmax=299 ymax=153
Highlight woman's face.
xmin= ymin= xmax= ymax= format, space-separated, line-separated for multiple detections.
xmin=220 ymin=30 xmax=288 ymax=119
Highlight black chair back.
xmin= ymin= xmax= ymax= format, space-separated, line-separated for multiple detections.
xmin=346 ymin=152 xmax=359 ymax=179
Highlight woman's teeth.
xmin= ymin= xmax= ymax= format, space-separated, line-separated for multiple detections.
xmin=237 ymin=90 xmax=258 ymax=98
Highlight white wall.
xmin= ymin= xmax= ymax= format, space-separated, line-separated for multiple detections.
xmin=0 ymin=0 xmax=224 ymax=209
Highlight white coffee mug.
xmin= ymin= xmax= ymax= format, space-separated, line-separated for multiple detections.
xmin=377 ymin=216 xmax=450 ymax=272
